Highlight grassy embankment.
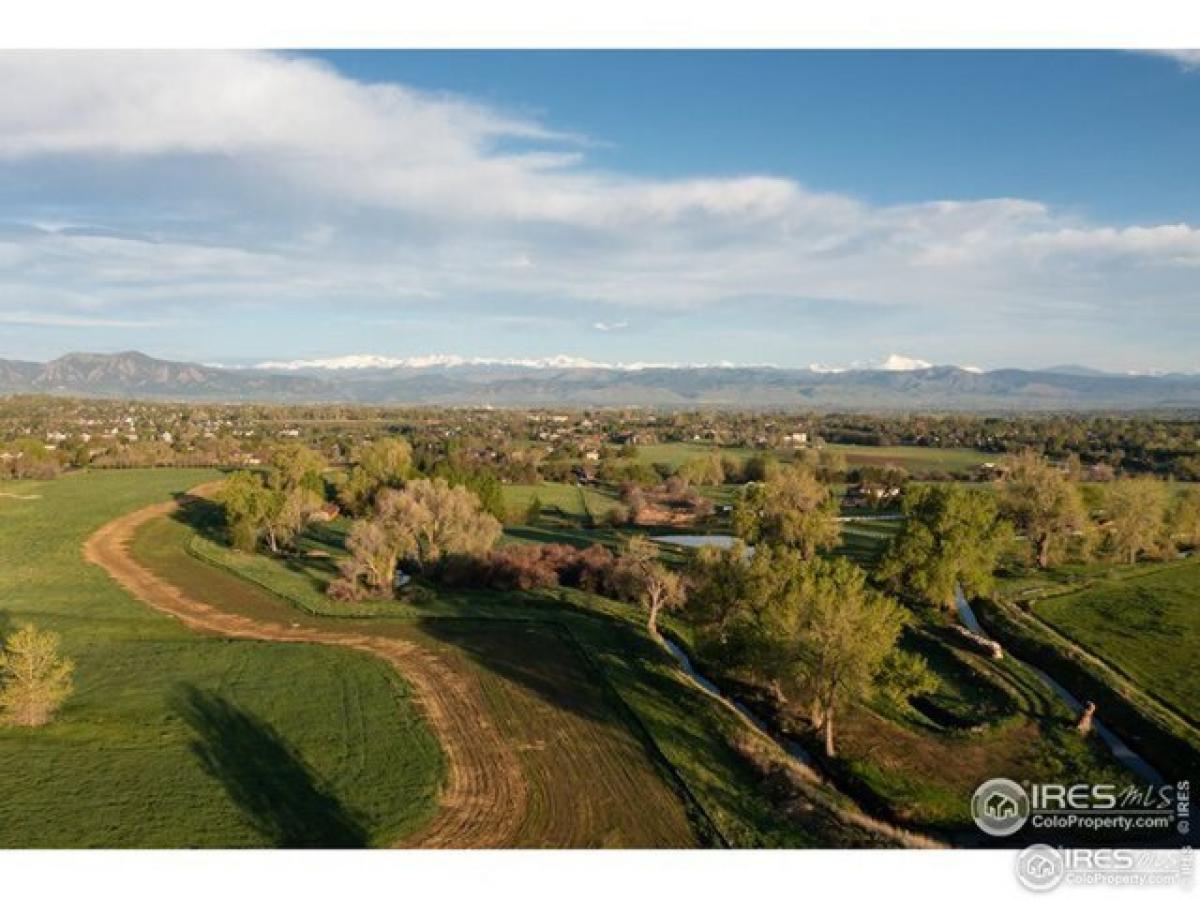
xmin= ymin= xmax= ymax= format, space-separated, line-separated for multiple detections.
xmin=970 ymin=556 xmax=1200 ymax=786
xmin=1034 ymin=562 xmax=1200 ymax=724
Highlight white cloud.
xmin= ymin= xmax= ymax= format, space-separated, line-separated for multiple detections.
xmin=0 ymin=310 xmax=165 ymax=328
xmin=1142 ymin=50 xmax=1200 ymax=71
xmin=0 ymin=50 xmax=1196 ymax=365
xmin=875 ymin=353 xmax=933 ymax=372
xmin=592 ymin=321 xmax=628 ymax=332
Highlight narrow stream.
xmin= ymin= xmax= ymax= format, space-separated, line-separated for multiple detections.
xmin=953 ymin=586 xmax=1163 ymax=784
xmin=661 ymin=637 xmax=815 ymax=766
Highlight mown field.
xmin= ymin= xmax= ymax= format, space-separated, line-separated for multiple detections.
xmin=1034 ymin=563 xmax=1200 ymax=725
xmin=0 ymin=470 xmax=443 ymax=848
xmin=502 ymin=482 xmax=621 ymax=521
xmin=825 ymin=442 xmax=993 ymax=474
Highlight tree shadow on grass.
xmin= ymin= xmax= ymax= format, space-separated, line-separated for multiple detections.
xmin=170 ymin=493 xmax=226 ymax=543
xmin=175 ymin=685 xmax=369 ymax=848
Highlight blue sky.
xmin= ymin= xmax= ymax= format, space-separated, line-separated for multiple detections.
xmin=0 ymin=50 xmax=1198 ymax=370
xmin=312 ymin=51 xmax=1200 ymax=222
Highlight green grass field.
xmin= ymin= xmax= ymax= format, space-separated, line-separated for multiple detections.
xmin=0 ymin=470 xmax=443 ymax=848
xmin=502 ymin=482 xmax=622 ymax=521
xmin=825 ymin=442 xmax=994 ymax=474
xmin=630 ymin=443 xmax=757 ymax=467
xmin=3 ymin=465 xmax=1157 ymax=848
xmin=1034 ymin=563 xmax=1200 ymax=724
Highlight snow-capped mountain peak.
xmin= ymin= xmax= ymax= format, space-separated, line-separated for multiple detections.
xmin=254 ymin=354 xmax=667 ymax=372
xmin=251 ymin=352 xmax=982 ymax=374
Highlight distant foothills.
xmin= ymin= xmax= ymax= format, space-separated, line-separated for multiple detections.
xmin=2 ymin=350 xmax=1200 ymax=410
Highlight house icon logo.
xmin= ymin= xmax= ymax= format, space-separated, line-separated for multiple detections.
xmin=972 ymin=778 xmax=1030 ymax=837
xmin=1016 ymin=844 xmax=1066 ymax=892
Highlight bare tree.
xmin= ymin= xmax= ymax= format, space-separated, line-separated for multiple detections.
xmin=611 ymin=535 xmax=687 ymax=637
xmin=375 ymin=478 xmax=502 ymax=567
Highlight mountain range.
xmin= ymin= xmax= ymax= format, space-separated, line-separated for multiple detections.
xmin=2 ymin=351 xmax=1199 ymax=410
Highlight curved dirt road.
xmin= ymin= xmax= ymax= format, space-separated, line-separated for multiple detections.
xmin=83 ymin=487 xmax=528 ymax=848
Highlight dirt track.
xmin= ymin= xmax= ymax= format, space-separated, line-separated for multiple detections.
xmin=83 ymin=486 xmax=529 ymax=849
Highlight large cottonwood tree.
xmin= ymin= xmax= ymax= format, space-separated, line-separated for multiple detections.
xmin=878 ymin=484 xmax=1012 ymax=607
xmin=999 ymin=450 xmax=1087 ymax=568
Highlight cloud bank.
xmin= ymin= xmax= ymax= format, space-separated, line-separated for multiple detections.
xmin=0 ymin=50 xmax=1196 ymax=368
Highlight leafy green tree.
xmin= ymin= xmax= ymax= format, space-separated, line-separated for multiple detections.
xmin=430 ymin=464 xmax=507 ymax=520
xmin=732 ymin=466 xmax=840 ymax=559
xmin=217 ymin=470 xmax=274 ymax=551
xmin=261 ymin=486 xmax=324 ymax=554
xmin=771 ymin=557 xmax=907 ymax=758
xmin=339 ymin=437 xmax=413 ymax=514
xmin=877 ymin=650 xmax=939 ymax=707
xmin=678 ymin=453 xmax=725 ymax=487
xmin=878 ymin=485 xmax=1013 ymax=608
xmin=742 ymin=453 xmax=779 ymax=484
xmin=1105 ymin=477 xmax=1169 ymax=564
xmin=688 ymin=540 xmax=755 ymax=633
xmin=265 ymin=443 xmax=326 ymax=493
xmin=0 ymin=624 xmax=74 ymax=727
xmin=329 ymin=478 xmax=502 ymax=601
xmin=999 ymin=450 xmax=1087 ymax=568
xmin=217 ymin=471 xmax=320 ymax=554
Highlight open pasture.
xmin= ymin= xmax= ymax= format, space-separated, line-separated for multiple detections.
xmin=825 ymin=443 xmax=994 ymax=475
xmin=0 ymin=470 xmax=442 ymax=848
xmin=1034 ymin=563 xmax=1200 ymax=724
